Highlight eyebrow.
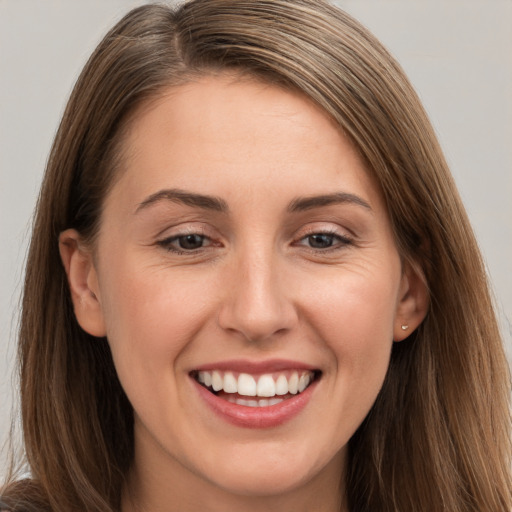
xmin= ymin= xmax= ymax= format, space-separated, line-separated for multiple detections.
xmin=287 ymin=192 xmax=372 ymax=212
xmin=135 ymin=188 xmax=371 ymax=215
xmin=135 ymin=188 xmax=229 ymax=213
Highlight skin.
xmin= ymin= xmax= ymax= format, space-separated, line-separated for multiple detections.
xmin=60 ymin=75 xmax=428 ymax=512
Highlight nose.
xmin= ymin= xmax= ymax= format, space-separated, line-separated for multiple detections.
xmin=217 ymin=250 xmax=298 ymax=343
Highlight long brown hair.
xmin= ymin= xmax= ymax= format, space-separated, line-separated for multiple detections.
xmin=2 ymin=1 xmax=510 ymax=510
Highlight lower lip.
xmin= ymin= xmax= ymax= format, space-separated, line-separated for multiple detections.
xmin=193 ymin=378 xmax=318 ymax=429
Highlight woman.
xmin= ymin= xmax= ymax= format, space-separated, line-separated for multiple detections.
xmin=1 ymin=0 xmax=510 ymax=510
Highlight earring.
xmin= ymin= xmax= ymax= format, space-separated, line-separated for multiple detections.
xmin=401 ymin=325 xmax=409 ymax=331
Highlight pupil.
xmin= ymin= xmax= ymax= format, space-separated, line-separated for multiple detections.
xmin=179 ymin=234 xmax=203 ymax=250
xmin=309 ymin=234 xmax=333 ymax=248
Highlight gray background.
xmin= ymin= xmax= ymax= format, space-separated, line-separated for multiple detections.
xmin=1 ymin=0 xmax=511 ymax=473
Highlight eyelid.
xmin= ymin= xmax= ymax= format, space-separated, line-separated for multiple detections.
xmin=292 ymin=224 xmax=355 ymax=251
xmin=297 ymin=232 xmax=352 ymax=246
xmin=295 ymin=222 xmax=354 ymax=240
xmin=155 ymin=223 xmax=220 ymax=253
xmin=159 ymin=232 xmax=210 ymax=244
xmin=157 ymin=233 xmax=215 ymax=256
xmin=154 ymin=221 xmax=208 ymax=238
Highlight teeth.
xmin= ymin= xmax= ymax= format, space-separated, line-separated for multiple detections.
xmin=238 ymin=373 xmax=257 ymax=396
xmin=196 ymin=369 xmax=315 ymax=397
xmin=203 ymin=371 xmax=212 ymax=387
xmin=288 ymin=372 xmax=299 ymax=394
xmin=298 ymin=373 xmax=311 ymax=393
xmin=212 ymin=370 xmax=223 ymax=392
xmin=225 ymin=396 xmax=285 ymax=407
xmin=256 ymin=374 xmax=275 ymax=397
xmin=223 ymin=372 xmax=237 ymax=393
xmin=275 ymin=374 xmax=288 ymax=395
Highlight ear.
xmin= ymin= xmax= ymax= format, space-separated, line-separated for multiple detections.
xmin=59 ymin=229 xmax=106 ymax=337
xmin=393 ymin=260 xmax=429 ymax=342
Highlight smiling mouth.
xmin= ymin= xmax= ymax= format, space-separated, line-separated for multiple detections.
xmin=191 ymin=369 xmax=321 ymax=407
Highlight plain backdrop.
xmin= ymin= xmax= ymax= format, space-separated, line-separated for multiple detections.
xmin=1 ymin=0 xmax=511 ymax=472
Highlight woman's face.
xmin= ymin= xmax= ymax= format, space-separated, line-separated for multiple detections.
xmin=63 ymin=75 xmax=425 ymax=506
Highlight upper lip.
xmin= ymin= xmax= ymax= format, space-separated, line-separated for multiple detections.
xmin=192 ymin=359 xmax=318 ymax=374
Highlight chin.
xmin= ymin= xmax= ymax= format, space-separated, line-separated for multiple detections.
xmin=199 ymin=444 xmax=343 ymax=499
xmin=211 ymin=466 xmax=312 ymax=497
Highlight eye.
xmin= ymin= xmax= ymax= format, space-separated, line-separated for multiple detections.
xmin=175 ymin=234 xmax=207 ymax=250
xmin=306 ymin=233 xmax=337 ymax=249
xmin=158 ymin=233 xmax=212 ymax=253
xmin=295 ymin=230 xmax=353 ymax=251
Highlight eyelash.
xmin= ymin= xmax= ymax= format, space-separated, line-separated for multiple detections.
xmin=157 ymin=228 xmax=353 ymax=255
xmin=294 ymin=229 xmax=353 ymax=252
xmin=157 ymin=232 xmax=214 ymax=255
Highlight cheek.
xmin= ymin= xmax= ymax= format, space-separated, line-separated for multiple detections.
xmin=101 ymin=259 xmax=209 ymax=336
xmin=96 ymin=259 xmax=215 ymax=397
xmin=301 ymin=263 xmax=399 ymax=416
xmin=303 ymin=260 xmax=399 ymax=343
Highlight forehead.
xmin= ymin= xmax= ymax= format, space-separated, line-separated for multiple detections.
xmin=106 ymin=74 xmax=384 ymax=216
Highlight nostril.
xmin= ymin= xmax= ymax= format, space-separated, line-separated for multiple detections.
xmin=216 ymin=270 xmax=299 ymax=342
